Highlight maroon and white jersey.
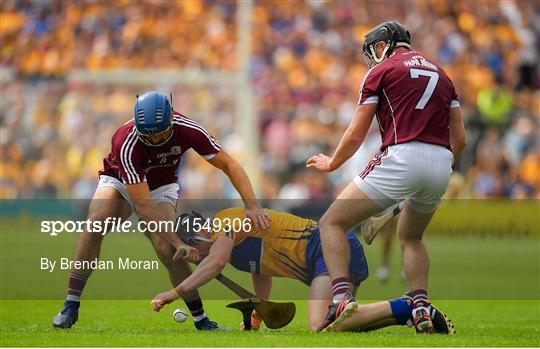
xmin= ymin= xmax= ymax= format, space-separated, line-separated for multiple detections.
xmin=357 ymin=48 xmax=459 ymax=150
xmin=99 ymin=111 xmax=221 ymax=191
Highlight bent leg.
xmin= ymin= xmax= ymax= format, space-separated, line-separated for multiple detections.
xmin=334 ymin=301 xmax=395 ymax=331
xmin=71 ymin=186 xmax=131 ymax=282
xmin=397 ymin=202 xmax=435 ymax=292
xmin=355 ymin=318 xmax=398 ymax=332
xmin=309 ymin=276 xmax=408 ymax=332
xmin=54 ymin=186 xmax=132 ymax=328
xmin=397 ymin=201 xmax=438 ymax=333
xmin=307 ymin=276 xmax=333 ymax=331
xmin=145 ymin=202 xmax=193 ymax=287
xmin=145 ymin=202 xmax=208 ymax=322
xmin=319 ymin=181 xmax=382 ymax=299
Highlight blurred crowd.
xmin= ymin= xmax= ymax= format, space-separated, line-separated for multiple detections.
xmin=1 ymin=0 xmax=539 ymax=200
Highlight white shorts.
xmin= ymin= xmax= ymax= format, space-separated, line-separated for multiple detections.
xmin=97 ymin=175 xmax=179 ymax=215
xmin=354 ymin=141 xmax=453 ymax=213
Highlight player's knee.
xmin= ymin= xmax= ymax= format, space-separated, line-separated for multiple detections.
xmin=86 ymin=211 xmax=107 ymax=223
xmin=84 ymin=212 xmax=116 ymax=238
xmin=398 ymin=235 xmax=423 ymax=250
xmin=318 ymin=215 xmax=335 ymax=234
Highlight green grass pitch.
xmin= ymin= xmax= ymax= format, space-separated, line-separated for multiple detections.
xmin=1 ymin=300 xmax=539 ymax=347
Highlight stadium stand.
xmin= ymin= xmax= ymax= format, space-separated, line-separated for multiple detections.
xmin=1 ymin=0 xmax=538 ymax=199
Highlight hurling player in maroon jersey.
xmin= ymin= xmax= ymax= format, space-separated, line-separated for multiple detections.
xmin=53 ymin=91 xmax=269 ymax=330
xmin=307 ymin=22 xmax=467 ymax=332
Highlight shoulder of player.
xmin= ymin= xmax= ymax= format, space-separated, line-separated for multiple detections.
xmin=111 ymin=122 xmax=146 ymax=158
xmin=112 ymin=122 xmax=137 ymax=146
xmin=172 ymin=112 xmax=210 ymax=135
xmin=435 ymin=63 xmax=453 ymax=81
xmin=361 ymin=57 xmax=394 ymax=86
xmin=365 ymin=60 xmax=388 ymax=77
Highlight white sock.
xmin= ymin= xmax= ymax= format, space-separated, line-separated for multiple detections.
xmin=332 ymin=293 xmax=348 ymax=304
xmin=193 ymin=313 xmax=207 ymax=322
xmin=66 ymin=295 xmax=81 ymax=302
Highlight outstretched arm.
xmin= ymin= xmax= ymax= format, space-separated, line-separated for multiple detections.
xmin=306 ymin=104 xmax=377 ymax=172
xmin=208 ymin=150 xmax=270 ymax=230
xmin=151 ymin=236 xmax=234 ymax=311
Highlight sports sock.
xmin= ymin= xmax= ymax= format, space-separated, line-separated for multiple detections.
xmin=389 ymin=298 xmax=412 ymax=325
xmin=331 ymin=277 xmax=353 ymax=303
xmin=411 ymin=289 xmax=429 ymax=308
xmin=183 ymin=292 xmax=206 ymax=322
xmin=66 ymin=272 xmax=88 ymax=302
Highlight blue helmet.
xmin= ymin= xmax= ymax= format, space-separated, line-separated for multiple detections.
xmin=134 ymin=91 xmax=172 ymax=135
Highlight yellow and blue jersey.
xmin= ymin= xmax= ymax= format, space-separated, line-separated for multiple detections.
xmin=211 ymin=208 xmax=368 ymax=286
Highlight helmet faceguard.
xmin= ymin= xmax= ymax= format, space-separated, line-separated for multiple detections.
xmin=137 ymin=126 xmax=174 ymax=147
xmin=176 ymin=211 xmax=213 ymax=246
xmin=362 ymin=21 xmax=411 ymax=67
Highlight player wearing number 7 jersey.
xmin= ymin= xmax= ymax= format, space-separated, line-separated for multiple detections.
xmin=306 ymin=21 xmax=467 ymax=333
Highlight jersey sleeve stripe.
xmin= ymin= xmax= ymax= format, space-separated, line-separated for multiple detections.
xmin=362 ymin=96 xmax=379 ymax=104
xmin=120 ymin=128 xmax=140 ymax=184
xmin=126 ymin=133 xmax=140 ymax=183
xmin=450 ymin=100 xmax=460 ymax=108
xmin=123 ymin=130 xmax=139 ymax=184
xmin=173 ymin=119 xmax=222 ymax=151
xmin=119 ymin=128 xmax=135 ymax=183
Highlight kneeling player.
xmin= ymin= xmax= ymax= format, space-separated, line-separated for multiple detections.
xmin=150 ymin=208 xmax=453 ymax=333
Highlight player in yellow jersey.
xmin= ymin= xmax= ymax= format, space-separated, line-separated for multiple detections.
xmin=150 ymin=208 xmax=453 ymax=333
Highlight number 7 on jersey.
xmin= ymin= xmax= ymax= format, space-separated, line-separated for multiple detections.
xmin=409 ymin=68 xmax=439 ymax=110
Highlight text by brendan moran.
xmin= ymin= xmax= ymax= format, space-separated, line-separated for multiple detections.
xmin=40 ymin=257 xmax=159 ymax=272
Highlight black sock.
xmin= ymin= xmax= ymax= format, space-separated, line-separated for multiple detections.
xmin=182 ymin=292 xmax=206 ymax=322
